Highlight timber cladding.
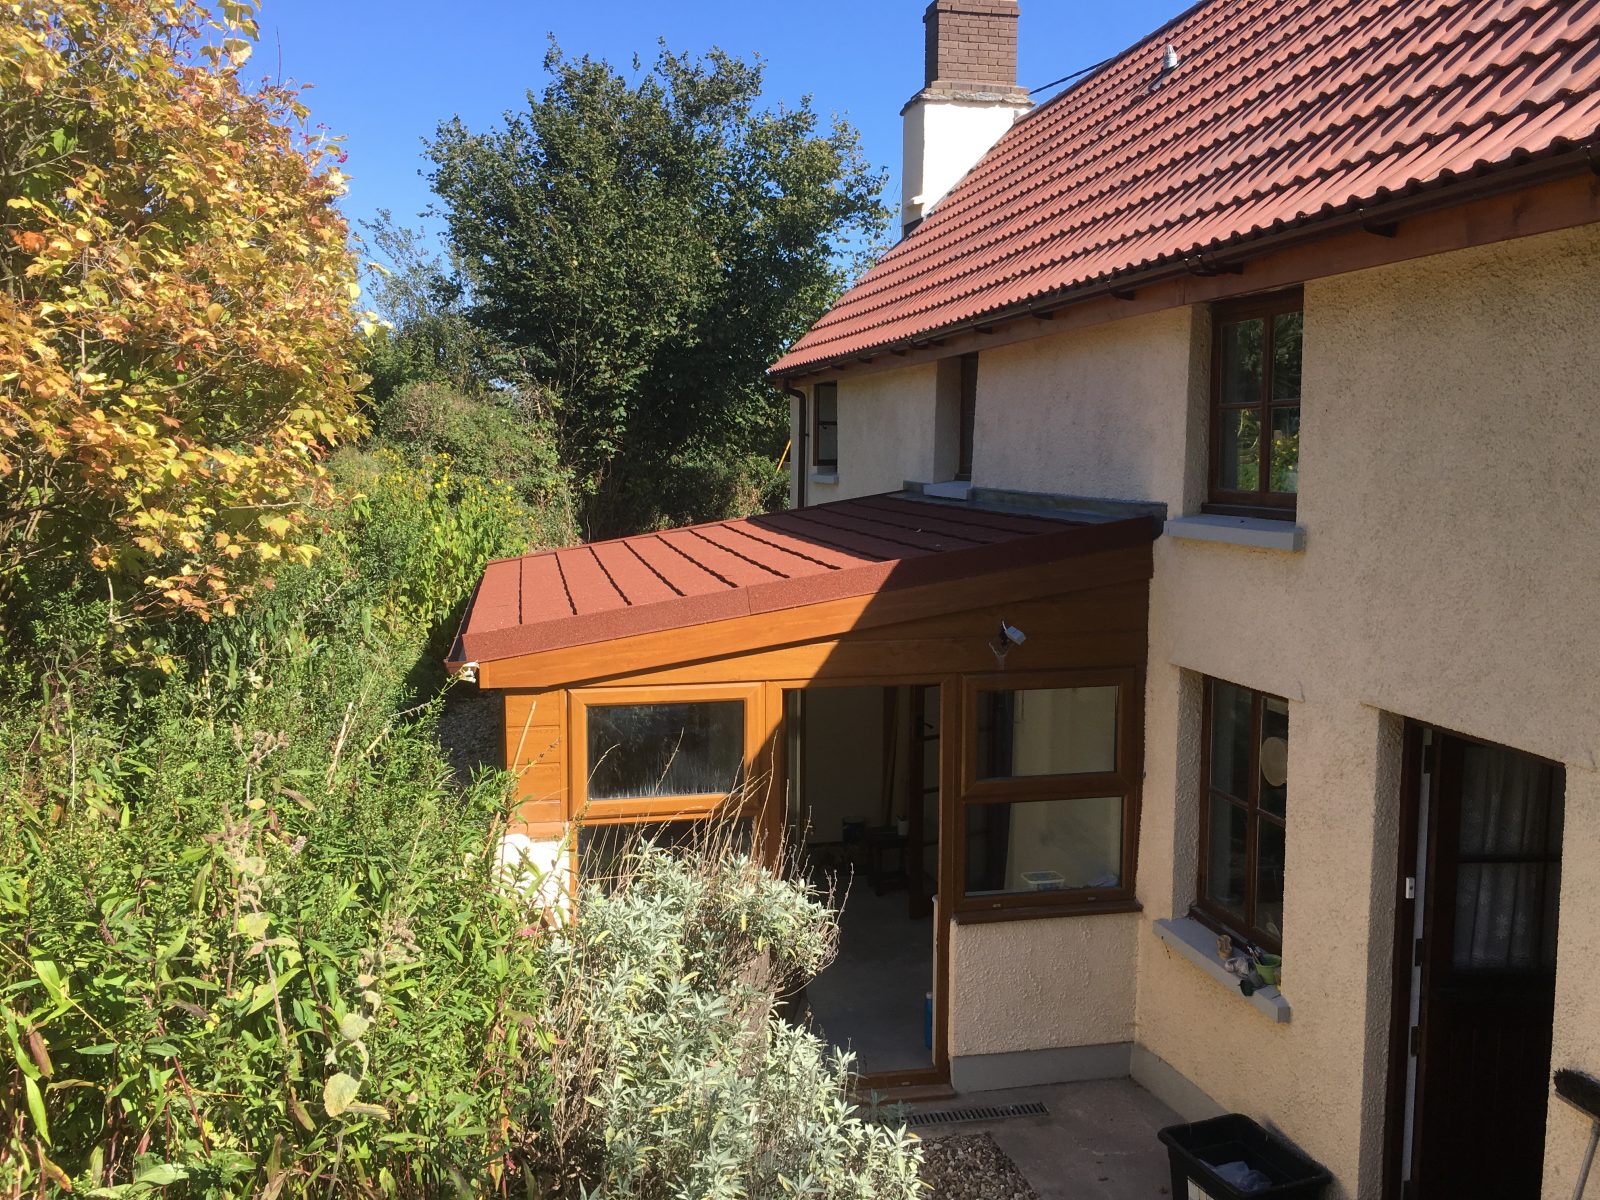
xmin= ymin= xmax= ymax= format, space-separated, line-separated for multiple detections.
xmin=497 ymin=558 xmax=1150 ymax=834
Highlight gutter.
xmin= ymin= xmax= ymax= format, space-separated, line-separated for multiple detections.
xmin=770 ymin=143 xmax=1600 ymax=384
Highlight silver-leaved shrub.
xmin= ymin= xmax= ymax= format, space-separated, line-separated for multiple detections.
xmin=535 ymin=836 xmax=923 ymax=1200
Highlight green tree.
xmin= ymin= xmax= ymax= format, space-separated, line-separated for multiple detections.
xmin=425 ymin=42 xmax=888 ymax=538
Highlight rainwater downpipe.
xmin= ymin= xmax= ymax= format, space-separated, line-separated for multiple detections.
xmin=782 ymin=384 xmax=808 ymax=508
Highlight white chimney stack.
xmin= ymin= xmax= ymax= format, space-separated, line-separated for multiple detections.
xmin=901 ymin=0 xmax=1032 ymax=235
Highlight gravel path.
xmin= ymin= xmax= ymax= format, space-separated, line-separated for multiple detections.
xmin=919 ymin=1133 xmax=1041 ymax=1200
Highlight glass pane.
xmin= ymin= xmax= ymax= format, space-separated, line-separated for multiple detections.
xmin=964 ymin=796 xmax=1123 ymax=896
xmin=1259 ymin=696 xmax=1289 ymax=819
xmin=1208 ymin=680 xmax=1254 ymax=800
xmin=1217 ymin=407 xmax=1261 ymax=492
xmin=587 ymin=701 xmax=744 ymax=801
xmin=1269 ymin=407 xmax=1299 ymax=494
xmin=1256 ymin=818 xmax=1285 ymax=944
xmin=976 ymin=686 xmax=1118 ymax=779
xmin=1219 ymin=318 xmax=1264 ymax=407
xmin=815 ymin=385 xmax=838 ymax=466
xmin=1205 ymin=797 xmax=1248 ymax=922
xmin=1272 ymin=311 xmax=1303 ymax=402
xmin=1453 ymin=863 xmax=1550 ymax=972
xmin=578 ymin=818 xmax=753 ymax=888
xmin=1458 ymin=744 xmax=1557 ymax=858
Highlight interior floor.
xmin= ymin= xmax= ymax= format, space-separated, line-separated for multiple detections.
xmin=805 ymin=883 xmax=934 ymax=1075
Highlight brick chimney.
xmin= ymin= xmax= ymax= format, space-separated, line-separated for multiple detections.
xmin=924 ymin=0 xmax=1026 ymax=96
xmin=902 ymin=0 xmax=1031 ymax=234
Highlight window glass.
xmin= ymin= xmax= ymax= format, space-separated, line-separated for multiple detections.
xmin=1270 ymin=408 xmax=1300 ymax=494
xmin=1255 ymin=818 xmax=1285 ymax=943
xmin=814 ymin=383 xmax=839 ymax=469
xmin=964 ymin=796 xmax=1123 ymax=897
xmin=1211 ymin=295 xmax=1302 ymax=507
xmin=577 ymin=818 xmax=753 ymax=888
xmin=1219 ymin=318 xmax=1263 ymax=406
xmin=1217 ymin=408 xmax=1260 ymax=492
xmin=1200 ymin=677 xmax=1290 ymax=951
xmin=587 ymin=701 xmax=744 ymax=800
xmin=1207 ymin=680 xmax=1254 ymax=800
xmin=1271 ymin=312 xmax=1303 ymax=401
xmin=1205 ymin=798 xmax=1248 ymax=921
xmin=1259 ymin=696 xmax=1289 ymax=818
xmin=976 ymin=686 xmax=1118 ymax=779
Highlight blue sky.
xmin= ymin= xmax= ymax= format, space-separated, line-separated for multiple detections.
xmin=257 ymin=0 xmax=1189 ymax=249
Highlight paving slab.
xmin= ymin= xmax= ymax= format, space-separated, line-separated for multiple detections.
xmin=911 ymin=1078 xmax=1181 ymax=1199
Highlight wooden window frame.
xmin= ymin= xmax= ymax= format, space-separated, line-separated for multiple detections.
xmin=954 ymin=668 xmax=1143 ymax=918
xmin=1205 ymin=288 xmax=1303 ymax=519
xmin=812 ymin=381 xmax=839 ymax=471
xmin=1193 ymin=677 xmax=1287 ymax=954
xmin=569 ymin=683 xmax=766 ymax=825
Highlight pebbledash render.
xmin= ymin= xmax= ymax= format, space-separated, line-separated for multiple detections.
xmin=449 ymin=2 xmax=1600 ymax=1198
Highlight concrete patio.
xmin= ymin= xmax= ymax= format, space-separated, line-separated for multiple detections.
xmin=910 ymin=1078 xmax=1182 ymax=1199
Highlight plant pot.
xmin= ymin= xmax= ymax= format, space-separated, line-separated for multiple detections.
xmin=1255 ymin=954 xmax=1282 ymax=987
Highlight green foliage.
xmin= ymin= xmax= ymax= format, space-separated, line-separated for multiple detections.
xmin=0 ymin=456 xmax=551 ymax=1198
xmin=369 ymin=385 xmax=576 ymax=547
xmin=424 ymin=41 xmax=889 ymax=537
xmin=539 ymin=838 xmax=923 ymax=1199
xmin=330 ymin=449 xmax=548 ymax=645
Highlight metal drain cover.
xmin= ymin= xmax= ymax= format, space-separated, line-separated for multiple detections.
xmin=903 ymin=1101 xmax=1049 ymax=1129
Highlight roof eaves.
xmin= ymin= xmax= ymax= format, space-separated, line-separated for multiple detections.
xmin=769 ymin=139 xmax=1600 ymax=381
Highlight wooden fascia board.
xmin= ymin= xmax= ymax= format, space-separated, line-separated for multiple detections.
xmin=476 ymin=542 xmax=1152 ymax=690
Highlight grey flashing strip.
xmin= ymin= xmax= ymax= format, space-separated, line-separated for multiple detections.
xmin=900 ymin=481 xmax=1168 ymax=525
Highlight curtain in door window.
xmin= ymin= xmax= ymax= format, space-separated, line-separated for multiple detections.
xmin=1452 ymin=745 xmax=1563 ymax=972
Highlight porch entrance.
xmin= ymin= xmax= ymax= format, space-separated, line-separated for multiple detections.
xmin=785 ymin=685 xmax=944 ymax=1082
xmin=1389 ymin=724 xmax=1566 ymax=1199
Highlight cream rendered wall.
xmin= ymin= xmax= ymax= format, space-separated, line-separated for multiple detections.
xmin=949 ymin=913 xmax=1138 ymax=1056
xmin=969 ymin=305 xmax=1206 ymax=508
xmin=1134 ymin=221 xmax=1600 ymax=1200
xmin=805 ymin=363 xmax=941 ymax=503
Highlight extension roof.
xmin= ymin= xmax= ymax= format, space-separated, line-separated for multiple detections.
xmin=770 ymin=0 xmax=1600 ymax=377
xmin=447 ymin=494 xmax=1156 ymax=667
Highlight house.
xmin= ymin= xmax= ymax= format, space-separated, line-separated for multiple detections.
xmin=448 ymin=1 xmax=1600 ymax=1196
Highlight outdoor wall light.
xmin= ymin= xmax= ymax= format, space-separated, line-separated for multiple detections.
xmin=990 ymin=621 xmax=1027 ymax=667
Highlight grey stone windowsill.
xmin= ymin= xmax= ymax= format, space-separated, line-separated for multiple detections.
xmin=1164 ymin=514 xmax=1305 ymax=552
xmin=1153 ymin=916 xmax=1292 ymax=1023
xmin=809 ymin=471 xmax=839 ymax=485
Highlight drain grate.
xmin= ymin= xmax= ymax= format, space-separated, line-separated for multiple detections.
xmin=902 ymin=1101 xmax=1049 ymax=1129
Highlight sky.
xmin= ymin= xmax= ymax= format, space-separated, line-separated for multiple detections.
xmin=256 ymin=0 xmax=1191 ymax=253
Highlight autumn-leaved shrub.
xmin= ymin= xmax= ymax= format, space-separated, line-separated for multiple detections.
xmin=0 ymin=0 xmax=369 ymax=627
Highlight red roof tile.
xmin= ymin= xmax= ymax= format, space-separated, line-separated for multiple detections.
xmin=771 ymin=0 xmax=1600 ymax=376
xmin=448 ymin=495 xmax=1158 ymax=666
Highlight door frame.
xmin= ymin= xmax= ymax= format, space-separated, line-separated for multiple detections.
xmin=771 ymin=676 xmax=957 ymax=1092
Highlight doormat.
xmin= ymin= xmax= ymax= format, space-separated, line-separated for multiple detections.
xmin=903 ymin=1101 xmax=1048 ymax=1129
xmin=918 ymin=1132 xmax=1040 ymax=1200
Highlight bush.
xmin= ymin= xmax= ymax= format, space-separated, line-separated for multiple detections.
xmin=535 ymin=834 xmax=923 ymax=1200
xmin=369 ymin=383 xmax=575 ymax=546
xmin=0 ymin=450 xmax=557 ymax=1197
xmin=0 ymin=637 xmax=552 ymax=1198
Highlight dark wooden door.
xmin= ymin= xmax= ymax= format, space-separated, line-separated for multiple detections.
xmin=1411 ymin=733 xmax=1564 ymax=1199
